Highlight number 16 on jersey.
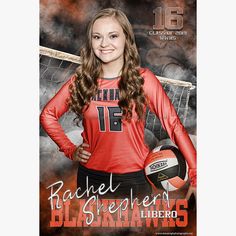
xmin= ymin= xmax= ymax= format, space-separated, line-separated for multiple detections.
xmin=97 ymin=106 xmax=123 ymax=132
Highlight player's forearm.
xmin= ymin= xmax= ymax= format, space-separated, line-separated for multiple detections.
xmin=40 ymin=106 xmax=76 ymax=159
xmin=173 ymin=122 xmax=196 ymax=169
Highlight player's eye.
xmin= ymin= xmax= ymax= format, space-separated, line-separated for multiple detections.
xmin=92 ymin=35 xmax=100 ymax=40
xmin=110 ymin=34 xmax=118 ymax=39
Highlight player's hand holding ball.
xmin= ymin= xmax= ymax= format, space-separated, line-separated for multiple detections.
xmin=72 ymin=143 xmax=91 ymax=163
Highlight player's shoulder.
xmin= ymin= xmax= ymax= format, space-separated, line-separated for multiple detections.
xmin=69 ymin=74 xmax=77 ymax=83
xmin=63 ymin=74 xmax=77 ymax=86
xmin=139 ymin=67 xmax=160 ymax=85
xmin=139 ymin=67 xmax=157 ymax=79
xmin=139 ymin=67 xmax=151 ymax=75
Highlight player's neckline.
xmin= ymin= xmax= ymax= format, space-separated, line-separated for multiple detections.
xmin=101 ymin=76 xmax=120 ymax=80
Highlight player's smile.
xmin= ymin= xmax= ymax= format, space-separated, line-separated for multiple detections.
xmin=100 ymin=49 xmax=114 ymax=54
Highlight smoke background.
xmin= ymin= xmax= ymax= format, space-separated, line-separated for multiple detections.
xmin=40 ymin=0 xmax=196 ymax=235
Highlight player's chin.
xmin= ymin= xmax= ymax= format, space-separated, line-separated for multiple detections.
xmin=98 ymin=57 xmax=114 ymax=64
xmin=95 ymin=52 xmax=114 ymax=60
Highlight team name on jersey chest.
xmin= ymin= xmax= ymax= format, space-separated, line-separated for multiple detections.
xmin=92 ymin=88 xmax=120 ymax=101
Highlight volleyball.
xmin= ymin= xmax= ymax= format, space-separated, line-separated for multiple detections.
xmin=144 ymin=145 xmax=188 ymax=191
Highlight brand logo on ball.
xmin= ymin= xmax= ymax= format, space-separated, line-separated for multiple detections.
xmin=157 ymin=172 xmax=169 ymax=180
xmin=149 ymin=160 xmax=168 ymax=172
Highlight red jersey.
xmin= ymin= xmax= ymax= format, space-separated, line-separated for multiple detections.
xmin=40 ymin=68 xmax=196 ymax=182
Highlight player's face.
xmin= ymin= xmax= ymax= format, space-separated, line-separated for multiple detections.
xmin=91 ymin=17 xmax=126 ymax=66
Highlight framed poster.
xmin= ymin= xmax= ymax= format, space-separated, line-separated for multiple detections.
xmin=40 ymin=1 xmax=197 ymax=235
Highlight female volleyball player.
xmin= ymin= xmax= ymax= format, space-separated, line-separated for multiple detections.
xmin=40 ymin=8 xmax=196 ymax=199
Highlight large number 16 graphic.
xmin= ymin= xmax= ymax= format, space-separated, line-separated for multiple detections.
xmin=97 ymin=106 xmax=123 ymax=132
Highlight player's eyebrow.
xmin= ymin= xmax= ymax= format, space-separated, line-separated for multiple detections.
xmin=92 ymin=31 xmax=119 ymax=35
xmin=108 ymin=31 xmax=119 ymax=34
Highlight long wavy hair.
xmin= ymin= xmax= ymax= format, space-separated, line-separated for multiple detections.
xmin=69 ymin=8 xmax=147 ymax=121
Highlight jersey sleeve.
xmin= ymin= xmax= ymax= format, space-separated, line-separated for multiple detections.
xmin=40 ymin=76 xmax=77 ymax=159
xmin=141 ymin=68 xmax=196 ymax=187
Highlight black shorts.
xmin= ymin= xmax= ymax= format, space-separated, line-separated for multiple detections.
xmin=77 ymin=164 xmax=152 ymax=199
